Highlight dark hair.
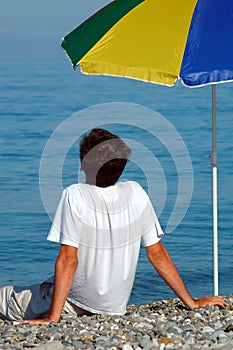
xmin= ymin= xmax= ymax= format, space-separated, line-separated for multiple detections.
xmin=80 ymin=128 xmax=131 ymax=187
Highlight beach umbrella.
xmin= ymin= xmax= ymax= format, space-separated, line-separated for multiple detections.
xmin=61 ymin=0 xmax=233 ymax=296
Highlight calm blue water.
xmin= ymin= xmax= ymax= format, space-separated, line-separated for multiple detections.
xmin=0 ymin=58 xmax=232 ymax=305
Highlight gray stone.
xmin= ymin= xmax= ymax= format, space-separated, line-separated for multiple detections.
xmin=167 ymin=326 xmax=183 ymax=334
xmin=180 ymin=345 xmax=191 ymax=350
xmin=144 ymin=341 xmax=157 ymax=350
xmin=122 ymin=345 xmax=134 ymax=350
xmin=71 ymin=340 xmax=87 ymax=348
xmin=140 ymin=338 xmax=151 ymax=348
xmin=220 ymin=344 xmax=233 ymax=350
xmin=35 ymin=341 xmax=64 ymax=350
xmin=201 ymin=326 xmax=215 ymax=333
xmin=186 ymin=337 xmax=196 ymax=345
xmin=165 ymin=344 xmax=175 ymax=349
xmin=95 ymin=335 xmax=110 ymax=345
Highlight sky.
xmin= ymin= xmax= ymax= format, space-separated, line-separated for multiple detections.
xmin=0 ymin=0 xmax=110 ymax=60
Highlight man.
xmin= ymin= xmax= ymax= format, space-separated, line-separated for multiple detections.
xmin=0 ymin=128 xmax=227 ymax=323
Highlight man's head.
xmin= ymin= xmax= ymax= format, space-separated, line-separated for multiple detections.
xmin=80 ymin=128 xmax=131 ymax=187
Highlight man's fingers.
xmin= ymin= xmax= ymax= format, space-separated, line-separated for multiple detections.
xmin=195 ymin=296 xmax=228 ymax=308
xmin=20 ymin=318 xmax=51 ymax=325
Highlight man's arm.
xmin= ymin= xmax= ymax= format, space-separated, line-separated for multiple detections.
xmin=23 ymin=244 xmax=78 ymax=324
xmin=48 ymin=244 xmax=78 ymax=322
xmin=146 ymin=242 xmax=227 ymax=309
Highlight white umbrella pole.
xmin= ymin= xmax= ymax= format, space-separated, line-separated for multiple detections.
xmin=212 ymin=84 xmax=219 ymax=296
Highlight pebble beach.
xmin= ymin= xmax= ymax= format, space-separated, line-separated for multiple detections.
xmin=0 ymin=296 xmax=233 ymax=350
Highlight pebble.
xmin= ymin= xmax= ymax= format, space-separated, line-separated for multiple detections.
xmin=35 ymin=341 xmax=64 ymax=350
xmin=0 ymin=296 xmax=233 ymax=349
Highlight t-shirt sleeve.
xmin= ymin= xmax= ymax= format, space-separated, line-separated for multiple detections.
xmin=47 ymin=187 xmax=81 ymax=248
xmin=138 ymin=186 xmax=164 ymax=247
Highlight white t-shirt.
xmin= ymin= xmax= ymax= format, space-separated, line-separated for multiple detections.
xmin=47 ymin=181 xmax=164 ymax=315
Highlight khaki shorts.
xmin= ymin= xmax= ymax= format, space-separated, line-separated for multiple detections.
xmin=0 ymin=276 xmax=91 ymax=321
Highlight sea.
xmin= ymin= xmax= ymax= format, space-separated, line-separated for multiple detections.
xmin=0 ymin=58 xmax=232 ymax=306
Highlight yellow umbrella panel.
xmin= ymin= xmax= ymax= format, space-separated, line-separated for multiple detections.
xmin=62 ymin=0 xmax=197 ymax=86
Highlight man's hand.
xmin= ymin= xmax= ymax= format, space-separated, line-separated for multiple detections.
xmin=20 ymin=317 xmax=54 ymax=325
xmin=193 ymin=296 xmax=228 ymax=309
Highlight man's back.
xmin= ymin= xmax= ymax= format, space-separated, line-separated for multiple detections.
xmin=48 ymin=181 xmax=163 ymax=314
